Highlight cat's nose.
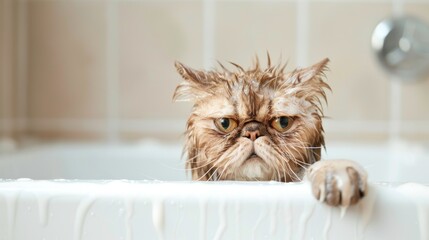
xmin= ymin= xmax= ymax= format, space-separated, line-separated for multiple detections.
xmin=244 ymin=130 xmax=260 ymax=141
xmin=242 ymin=122 xmax=265 ymax=141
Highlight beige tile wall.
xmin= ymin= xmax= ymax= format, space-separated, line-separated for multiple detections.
xmin=27 ymin=1 xmax=108 ymax=120
xmin=215 ymin=1 xmax=297 ymax=67
xmin=308 ymin=2 xmax=391 ymax=122
xmin=402 ymin=3 xmax=429 ymax=122
xmin=117 ymin=1 xmax=199 ymax=120
xmin=1 ymin=0 xmax=429 ymax=142
xmin=307 ymin=2 xmax=393 ymax=141
xmin=26 ymin=1 xmax=109 ymax=138
xmin=117 ymin=1 xmax=202 ymax=140
xmin=0 ymin=0 xmax=17 ymax=138
xmin=0 ymin=0 xmax=5 ymax=122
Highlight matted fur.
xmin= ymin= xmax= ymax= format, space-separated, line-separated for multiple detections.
xmin=174 ymin=55 xmax=331 ymax=182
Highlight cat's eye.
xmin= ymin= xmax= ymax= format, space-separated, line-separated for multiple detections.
xmin=271 ymin=116 xmax=293 ymax=132
xmin=214 ymin=118 xmax=238 ymax=133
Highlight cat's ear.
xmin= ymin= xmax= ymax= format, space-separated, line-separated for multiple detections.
xmin=173 ymin=61 xmax=211 ymax=102
xmin=287 ymin=58 xmax=329 ymax=85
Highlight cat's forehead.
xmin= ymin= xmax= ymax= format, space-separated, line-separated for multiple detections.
xmin=196 ymin=79 xmax=313 ymax=121
xmin=196 ymin=96 xmax=236 ymax=118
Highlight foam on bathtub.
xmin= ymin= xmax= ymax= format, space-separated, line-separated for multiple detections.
xmin=323 ymin=207 xmax=333 ymax=240
xmin=269 ymin=199 xmax=278 ymax=235
xmin=213 ymin=199 xmax=226 ymax=240
xmin=1 ymin=190 xmax=19 ymax=240
xmin=252 ymin=202 xmax=268 ymax=239
xmin=0 ymin=180 xmax=426 ymax=240
xmin=284 ymin=201 xmax=292 ymax=240
xmin=74 ymin=187 xmax=98 ymax=240
xmin=357 ymin=184 xmax=377 ymax=240
xmin=397 ymin=183 xmax=429 ymax=240
xmin=124 ymin=197 xmax=134 ymax=240
xmin=152 ymin=199 xmax=165 ymax=240
xmin=199 ymin=198 xmax=207 ymax=240
xmin=30 ymin=189 xmax=54 ymax=228
xmin=234 ymin=199 xmax=241 ymax=239
xmin=297 ymin=200 xmax=316 ymax=240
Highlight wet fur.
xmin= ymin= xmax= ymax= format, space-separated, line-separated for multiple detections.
xmin=173 ymin=55 xmax=330 ymax=182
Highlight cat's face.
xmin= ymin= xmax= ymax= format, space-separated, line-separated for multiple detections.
xmin=174 ymin=57 xmax=330 ymax=182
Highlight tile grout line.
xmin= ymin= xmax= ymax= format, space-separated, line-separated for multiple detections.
xmin=17 ymin=0 xmax=28 ymax=135
xmin=106 ymin=0 xmax=120 ymax=142
xmin=388 ymin=0 xmax=404 ymax=141
xmin=1 ymin=0 xmax=7 ymax=134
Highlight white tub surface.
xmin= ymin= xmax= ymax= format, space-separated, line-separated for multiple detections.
xmin=0 ymin=140 xmax=428 ymax=240
xmin=0 ymin=180 xmax=428 ymax=240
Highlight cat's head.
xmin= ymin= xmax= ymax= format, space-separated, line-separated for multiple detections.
xmin=173 ymin=56 xmax=330 ymax=181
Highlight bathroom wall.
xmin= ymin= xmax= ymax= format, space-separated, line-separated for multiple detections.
xmin=1 ymin=0 xmax=428 ymax=143
xmin=0 ymin=0 xmax=18 ymax=139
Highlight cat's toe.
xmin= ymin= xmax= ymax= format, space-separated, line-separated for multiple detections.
xmin=345 ymin=166 xmax=366 ymax=204
xmin=307 ymin=160 xmax=367 ymax=207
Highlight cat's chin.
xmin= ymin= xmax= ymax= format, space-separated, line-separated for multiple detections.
xmin=228 ymin=156 xmax=274 ymax=181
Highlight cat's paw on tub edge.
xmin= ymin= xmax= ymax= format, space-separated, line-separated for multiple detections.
xmin=306 ymin=159 xmax=368 ymax=207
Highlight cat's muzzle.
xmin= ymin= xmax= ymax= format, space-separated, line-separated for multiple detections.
xmin=241 ymin=121 xmax=267 ymax=141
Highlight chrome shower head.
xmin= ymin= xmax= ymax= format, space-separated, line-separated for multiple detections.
xmin=372 ymin=16 xmax=429 ymax=81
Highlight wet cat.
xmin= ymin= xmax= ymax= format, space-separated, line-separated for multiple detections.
xmin=173 ymin=56 xmax=367 ymax=207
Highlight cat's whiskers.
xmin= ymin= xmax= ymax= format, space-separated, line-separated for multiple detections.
xmin=277 ymin=143 xmax=322 ymax=150
xmin=271 ymin=159 xmax=282 ymax=182
xmin=185 ymin=153 xmax=221 ymax=179
xmin=289 ymin=145 xmax=310 ymax=167
xmin=281 ymin=147 xmax=303 ymax=181
xmin=193 ymin=153 xmax=224 ymax=181
xmin=284 ymin=150 xmax=310 ymax=170
xmin=202 ymin=143 xmax=241 ymax=181
xmin=277 ymin=162 xmax=284 ymax=182
xmin=207 ymin=168 xmax=219 ymax=181
xmin=267 ymin=140 xmax=285 ymax=181
xmin=288 ymin=139 xmax=314 ymax=162
xmin=198 ymin=158 xmax=223 ymax=181
xmin=216 ymin=165 xmax=229 ymax=181
xmin=293 ymin=160 xmax=310 ymax=169
xmin=274 ymin=141 xmax=317 ymax=170
xmin=195 ymin=164 xmax=215 ymax=181
xmin=186 ymin=155 xmax=218 ymax=171
xmin=274 ymin=150 xmax=288 ymax=182
xmin=213 ymin=156 xmax=233 ymax=181
xmin=186 ymin=141 xmax=235 ymax=177
xmin=217 ymin=144 xmax=252 ymax=180
xmin=252 ymin=177 xmax=262 ymax=182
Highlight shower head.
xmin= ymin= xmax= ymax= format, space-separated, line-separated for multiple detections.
xmin=372 ymin=15 xmax=429 ymax=81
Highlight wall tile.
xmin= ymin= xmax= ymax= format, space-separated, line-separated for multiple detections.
xmin=27 ymin=1 xmax=108 ymax=119
xmin=215 ymin=1 xmax=297 ymax=69
xmin=117 ymin=1 xmax=201 ymax=120
xmin=12 ymin=0 xmax=429 ymax=141
xmin=0 ymin=0 xmax=17 ymax=137
xmin=28 ymin=130 xmax=104 ymax=141
xmin=401 ymin=3 xmax=429 ymax=121
xmin=0 ymin=0 xmax=5 ymax=121
xmin=308 ymin=2 xmax=391 ymax=122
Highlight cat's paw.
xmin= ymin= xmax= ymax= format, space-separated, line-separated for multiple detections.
xmin=306 ymin=160 xmax=368 ymax=207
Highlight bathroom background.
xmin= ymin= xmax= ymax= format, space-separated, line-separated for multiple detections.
xmin=0 ymin=0 xmax=428 ymax=181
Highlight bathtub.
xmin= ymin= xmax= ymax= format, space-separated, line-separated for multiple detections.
xmin=0 ymin=140 xmax=428 ymax=240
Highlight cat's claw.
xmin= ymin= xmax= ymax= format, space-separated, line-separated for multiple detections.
xmin=306 ymin=160 xmax=368 ymax=207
